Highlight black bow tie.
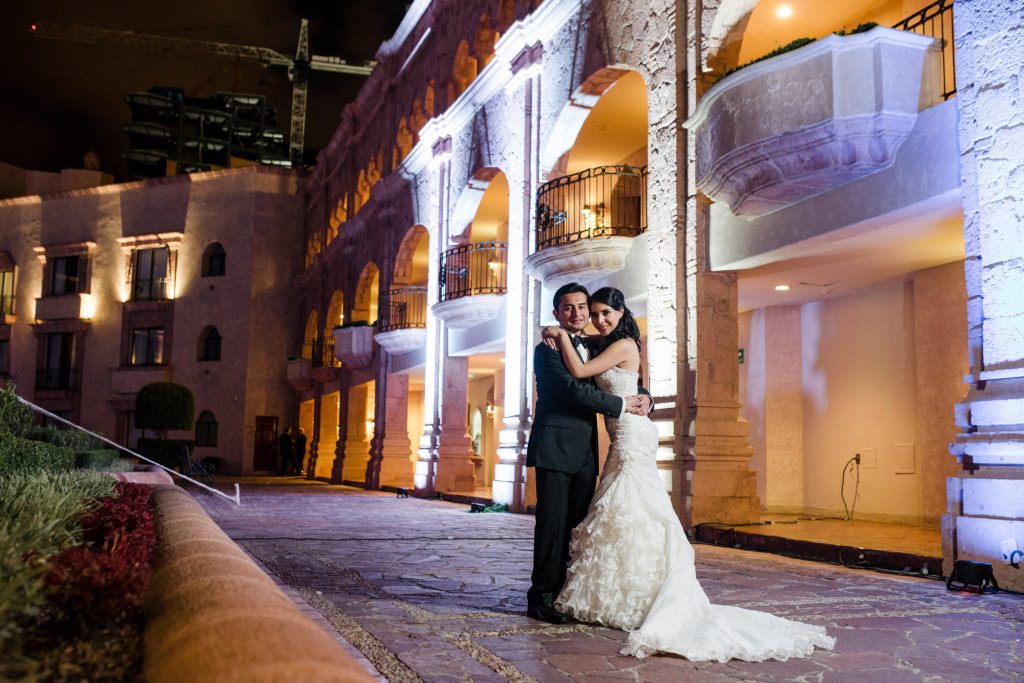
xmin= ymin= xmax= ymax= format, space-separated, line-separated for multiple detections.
xmin=571 ymin=335 xmax=586 ymax=349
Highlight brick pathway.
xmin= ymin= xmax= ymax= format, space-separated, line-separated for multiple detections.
xmin=194 ymin=481 xmax=1024 ymax=682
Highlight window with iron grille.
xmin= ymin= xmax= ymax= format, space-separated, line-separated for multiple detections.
xmin=49 ymin=255 xmax=83 ymax=295
xmin=132 ymin=248 xmax=169 ymax=301
xmin=131 ymin=327 xmax=165 ymax=366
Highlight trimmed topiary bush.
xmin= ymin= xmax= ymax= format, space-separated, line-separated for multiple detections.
xmin=135 ymin=383 xmax=194 ymax=437
xmin=76 ymin=449 xmax=123 ymax=471
xmin=25 ymin=424 xmax=105 ymax=453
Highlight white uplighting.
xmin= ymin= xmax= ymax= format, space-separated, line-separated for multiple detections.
xmin=776 ymin=5 xmax=793 ymax=18
xmin=774 ymin=284 xmax=791 ymax=291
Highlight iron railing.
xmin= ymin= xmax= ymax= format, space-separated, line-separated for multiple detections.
xmin=36 ymin=368 xmax=77 ymax=391
xmin=535 ymin=164 xmax=648 ymax=251
xmin=438 ymin=241 xmax=508 ymax=302
xmin=132 ymin=277 xmax=170 ymax=301
xmin=308 ymin=336 xmax=341 ymax=368
xmin=379 ymin=286 xmax=428 ymax=332
xmin=893 ymin=0 xmax=956 ymax=100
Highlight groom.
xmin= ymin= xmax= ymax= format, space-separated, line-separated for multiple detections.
xmin=526 ymin=282 xmax=652 ymax=624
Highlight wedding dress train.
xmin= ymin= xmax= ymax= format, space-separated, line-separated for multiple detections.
xmin=555 ymin=366 xmax=836 ymax=661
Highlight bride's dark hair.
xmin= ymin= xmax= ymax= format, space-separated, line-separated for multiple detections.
xmin=590 ymin=287 xmax=641 ymax=353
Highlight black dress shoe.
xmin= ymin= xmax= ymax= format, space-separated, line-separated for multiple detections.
xmin=527 ymin=604 xmax=571 ymax=624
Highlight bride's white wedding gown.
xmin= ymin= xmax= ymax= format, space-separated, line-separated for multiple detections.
xmin=555 ymin=366 xmax=836 ymax=661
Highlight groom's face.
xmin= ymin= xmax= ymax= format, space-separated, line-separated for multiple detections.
xmin=554 ymin=292 xmax=590 ymax=334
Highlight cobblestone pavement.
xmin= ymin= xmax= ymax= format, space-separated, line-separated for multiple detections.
xmin=195 ymin=481 xmax=1024 ymax=682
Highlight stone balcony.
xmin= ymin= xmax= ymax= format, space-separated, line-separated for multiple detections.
xmin=286 ymin=357 xmax=313 ymax=391
xmin=684 ymin=27 xmax=941 ymax=217
xmin=332 ymin=325 xmax=375 ymax=368
xmin=34 ymin=293 xmax=94 ymax=321
xmin=526 ymin=165 xmax=647 ymax=287
xmin=433 ymin=242 xmax=507 ymax=329
xmin=375 ymin=286 xmax=427 ymax=354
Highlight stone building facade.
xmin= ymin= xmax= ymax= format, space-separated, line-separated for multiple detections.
xmin=295 ymin=0 xmax=1024 ymax=590
xmin=0 ymin=165 xmax=304 ymax=475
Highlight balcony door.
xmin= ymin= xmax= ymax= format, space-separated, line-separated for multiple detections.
xmin=133 ymin=248 xmax=169 ymax=301
xmin=41 ymin=332 xmax=75 ymax=390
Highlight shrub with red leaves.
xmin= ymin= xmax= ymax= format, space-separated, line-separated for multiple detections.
xmin=45 ymin=483 xmax=157 ymax=625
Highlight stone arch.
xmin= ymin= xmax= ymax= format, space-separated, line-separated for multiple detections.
xmin=354 ymin=169 xmax=370 ymax=213
xmin=328 ymin=196 xmax=347 ymax=244
xmin=540 ymin=66 xmax=648 ymax=177
xmin=451 ymin=39 xmax=477 ymax=99
xmin=393 ymin=117 xmax=414 ymax=168
xmin=302 ymin=310 xmax=319 ymax=359
xmin=450 ymin=167 xmax=506 ymax=244
xmin=498 ymin=0 xmax=516 ymax=30
xmin=705 ymin=0 xmax=760 ymax=73
xmin=353 ymin=262 xmax=380 ymax=324
xmin=326 ymin=290 xmax=345 ymax=329
xmin=474 ymin=13 xmax=498 ymax=69
xmin=393 ymin=226 xmax=430 ymax=286
xmin=424 ymin=81 xmax=436 ymax=117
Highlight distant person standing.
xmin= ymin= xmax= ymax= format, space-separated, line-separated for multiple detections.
xmin=278 ymin=427 xmax=294 ymax=477
xmin=293 ymin=428 xmax=307 ymax=476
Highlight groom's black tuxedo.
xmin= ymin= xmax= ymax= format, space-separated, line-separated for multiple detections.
xmin=527 ymin=338 xmax=649 ymax=610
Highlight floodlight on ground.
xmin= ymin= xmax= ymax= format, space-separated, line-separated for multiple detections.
xmin=395 ymin=488 xmax=409 ymax=498
xmin=470 ymin=502 xmax=486 ymax=513
xmin=946 ymin=560 xmax=999 ymax=593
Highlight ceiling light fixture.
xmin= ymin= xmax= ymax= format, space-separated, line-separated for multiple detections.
xmin=774 ymin=284 xmax=791 ymax=291
xmin=776 ymin=4 xmax=793 ymax=18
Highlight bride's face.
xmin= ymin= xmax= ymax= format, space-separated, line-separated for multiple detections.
xmin=590 ymin=301 xmax=623 ymax=337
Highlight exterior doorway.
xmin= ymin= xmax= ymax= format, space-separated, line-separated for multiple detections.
xmin=253 ymin=416 xmax=279 ymax=472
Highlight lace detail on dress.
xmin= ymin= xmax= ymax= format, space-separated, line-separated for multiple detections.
xmin=555 ymin=366 xmax=836 ymax=662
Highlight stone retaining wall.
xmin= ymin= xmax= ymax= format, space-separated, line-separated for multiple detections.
xmin=143 ymin=485 xmax=375 ymax=682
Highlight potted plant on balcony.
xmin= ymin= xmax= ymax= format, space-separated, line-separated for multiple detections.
xmin=331 ymin=320 xmax=375 ymax=368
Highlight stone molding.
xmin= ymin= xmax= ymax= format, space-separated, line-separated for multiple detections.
xmin=431 ymin=294 xmax=504 ymax=329
xmin=374 ymin=328 xmax=426 ymax=355
xmin=525 ymin=237 xmax=636 ymax=287
xmin=685 ymin=27 xmax=939 ymax=216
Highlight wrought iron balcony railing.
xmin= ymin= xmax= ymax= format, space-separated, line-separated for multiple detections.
xmin=379 ymin=286 xmax=428 ymax=332
xmin=893 ymin=0 xmax=955 ymax=100
xmin=535 ymin=164 xmax=648 ymax=251
xmin=132 ymin=277 xmax=170 ymax=301
xmin=307 ymin=336 xmax=341 ymax=368
xmin=438 ymin=242 xmax=508 ymax=302
xmin=36 ymin=368 xmax=77 ymax=391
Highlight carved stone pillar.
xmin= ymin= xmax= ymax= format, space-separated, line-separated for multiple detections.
xmin=944 ymin=0 xmax=1024 ymax=592
xmin=434 ymin=354 xmax=475 ymax=492
xmin=305 ymin=390 xmax=322 ymax=479
xmin=313 ymin=390 xmax=340 ymax=480
xmin=341 ymin=383 xmax=371 ymax=484
xmin=370 ymin=370 xmax=414 ymax=489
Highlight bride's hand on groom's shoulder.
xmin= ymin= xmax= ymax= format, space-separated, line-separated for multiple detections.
xmin=540 ymin=326 xmax=564 ymax=349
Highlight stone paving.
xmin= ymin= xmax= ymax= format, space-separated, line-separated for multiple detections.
xmin=194 ymin=481 xmax=1024 ymax=682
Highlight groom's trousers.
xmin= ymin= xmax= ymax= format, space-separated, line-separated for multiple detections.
xmin=528 ymin=461 xmax=597 ymax=607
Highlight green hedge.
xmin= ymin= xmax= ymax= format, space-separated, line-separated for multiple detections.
xmin=0 ymin=384 xmax=32 ymax=438
xmin=25 ymin=424 xmax=104 ymax=452
xmin=136 ymin=438 xmax=195 ymax=469
xmin=76 ymin=449 xmax=125 ymax=471
xmin=0 ymin=435 xmax=75 ymax=476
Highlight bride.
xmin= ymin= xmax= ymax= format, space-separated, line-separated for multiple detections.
xmin=542 ymin=286 xmax=835 ymax=661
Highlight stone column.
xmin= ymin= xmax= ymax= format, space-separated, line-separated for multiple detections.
xmin=371 ymin=369 xmax=414 ymax=489
xmin=414 ymin=154 xmax=448 ymax=494
xmin=304 ymin=390 xmax=322 ymax=480
xmin=434 ymin=354 xmax=476 ymax=492
xmin=329 ymin=374 xmax=351 ymax=484
xmin=494 ymin=65 xmax=538 ymax=511
xmin=341 ymin=382 xmax=371 ymax=484
xmin=945 ymin=0 xmax=1024 ymax=591
xmin=314 ymin=390 xmax=340 ymax=480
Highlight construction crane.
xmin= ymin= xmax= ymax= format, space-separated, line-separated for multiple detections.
xmin=30 ymin=20 xmax=376 ymax=167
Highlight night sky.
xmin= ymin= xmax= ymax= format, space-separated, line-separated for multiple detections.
xmin=0 ymin=1 xmax=409 ymax=179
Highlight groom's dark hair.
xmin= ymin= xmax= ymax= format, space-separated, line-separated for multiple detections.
xmin=552 ymin=282 xmax=589 ymax=311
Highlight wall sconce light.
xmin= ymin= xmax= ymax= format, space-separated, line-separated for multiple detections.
xmin=485 ymin=400 xmax=495 ymax=418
